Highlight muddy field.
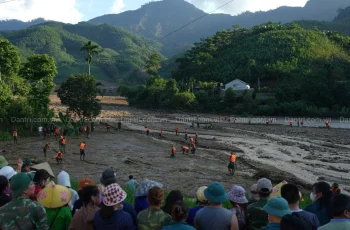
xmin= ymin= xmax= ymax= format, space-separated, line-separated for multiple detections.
xmin=1 ymin=98 xmax=350 ymax=197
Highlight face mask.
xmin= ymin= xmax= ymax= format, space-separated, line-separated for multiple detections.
xmin=310 ymin=192 xmax=316 ymax=202
xmin=5 ymin=186 xmax=12 ymax=197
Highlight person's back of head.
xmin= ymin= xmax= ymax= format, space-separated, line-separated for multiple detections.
xmin=280 ymin=213 xmax=313 ymax=230
xmin=281 ymin=184 xmax=300 ymax=204
xmin=0 ymin=175 xmax=8 ymax=193
xmin=171 ymin=200 xmax=189 ymax=222
xmin=257 ymin=178 xmax=272 ymax=199
xmin=163 ymin=190 xmax=184 ymax=214
xmin=331 ymin=194 xmax=350 ymax=218
xmin=129 ymin=175 xmax=133 ymax=180
xmin=147 ymin=186 xmax=164 ymax=207
xmin=314 ymin=181 xmax=332 ymax=207
xmin=33 ymin=169 xmax=50 ymax=187
xmin=81 ymin=185 xmax=99 ymax=206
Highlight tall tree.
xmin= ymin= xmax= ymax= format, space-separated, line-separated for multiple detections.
xmin=80 ymin=41 xmax=100 ymax=75
xmin=57 ymin=74 xmax=101 ymax=121
xmin=146 ymin=53 xmax=162 ymax=77
xmin=20 ymin=54 xmax=57 ymax=118
xmin=0 ymin=39 xmax=21 ymax=81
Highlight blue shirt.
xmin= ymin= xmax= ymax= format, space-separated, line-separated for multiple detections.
xmin=162 ymin=221 xmax=196 ymax=230
xmin=305 ymin=200 xmax=331 ymax=226
xmin=135 ymin=196 xmax=149 ymax=214
xmin=93 ymin=209 xmax=135 ymax=230
xmin=292 ymin=209 xmax=320 ymax=230
xmin=127 ymin=179 xmax=137 ymax=192
xmin=263 ymin=222 xmax=280 ymax=230
xmin=101 ymin=195 xmax=137 ymax=225
xmin=186 ymin=206 xmax=204 ymax=226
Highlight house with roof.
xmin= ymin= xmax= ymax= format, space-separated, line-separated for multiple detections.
xmin=225 ymin=79 xmax=251 ymax=91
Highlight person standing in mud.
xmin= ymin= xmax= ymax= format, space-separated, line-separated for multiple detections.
xmin=158 ymin=130 xmax=162 ymax=139
xmin=12 ymin=129 xmax=18 ymax=144
xmin=43 ymin=142 xmax=50 ymax=158
xmin=79 ymin=141 xmax=86 ymax=161
xmin=289 ymin=119 xmax=293 ymax=127
xmin=118 ymin=121 xmax=122 ymax=130
xmin=301 ymin=119 xmax=304 ymax=126
xmin=191 ymin=142 xmax=196 ymax=154
xmin=171 ymin=145 xmax=176 ymax=158
xmin=175 ymin=126 xmax=179 ymax=136
xmin=297 ymin=120 xmax=300 ymax=127
xmin=60 ymin=136 xmax=66 ymax=153
xmin=228 ymin=153 xmax=236 ymax=175
xmin=182 ymin=146 xmax=189 ymax=154
xmin=185 ymin=129 xmax=188 ymax=140
xmin=56 ymin=151 xmax=63 ymax=164
xmin=106 ymin=122 xmax=110 ymax=132
xmin=146 ymin=127 xmax=150 ymax=136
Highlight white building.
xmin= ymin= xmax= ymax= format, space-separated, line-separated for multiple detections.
xmin=225 ymin=79 xmax=250 ymax=91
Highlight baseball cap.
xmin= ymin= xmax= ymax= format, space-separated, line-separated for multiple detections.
xmin=257 ymin=178 xmax=272 ymax=192
xmin=100 ymin=169 xmax=117 ymax=185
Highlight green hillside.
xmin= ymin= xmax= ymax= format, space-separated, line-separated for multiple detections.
xmin=172 ymin=23 xmax=350 ymax=111
xmin=0 ymin=22 xmax=162 ymax=83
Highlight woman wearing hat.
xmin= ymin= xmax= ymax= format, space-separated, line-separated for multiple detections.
xmin=227 ymin=185 xmax=248 ymax=230
xmin=186 ymin=186 xmax=208 ymax=226
xmin=69 ymin=185 xmax=100 ymax=230
xmin=263 ymin=196 xmax=292 ymax=230
xmin=37 ymin=182 xmax=73 ymax=230
xmin=134 ymin=179 xmax=163 ymax=214
xmin=93 ymin=183 xmax=135 ymax=229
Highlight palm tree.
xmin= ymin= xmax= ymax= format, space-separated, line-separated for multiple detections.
xmin=80 ymin=41 xmax=100 ymax=75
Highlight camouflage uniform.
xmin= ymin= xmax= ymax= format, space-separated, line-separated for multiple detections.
xmin=137 ymin=207 xmax=171 ymax=230
xmin=246 ymin=199 xmax=268 ymax=230
xmin=0 ymin=196 xmax=49 ymax=230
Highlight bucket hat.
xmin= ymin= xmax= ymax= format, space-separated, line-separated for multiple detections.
xmin=133 ymin=179 xmax=163 ymax=197
xmin=227 ymin=185 xmax=248 ymax=204
xmin=103 ymin=183 xmax=127 ymax=206
xmin=37 ymin=182 xmax=72 ymax=208
xmin=22 ymin=158 xmax=33 ymax=167
xmin=196 ymin=186 xmax=208 ymax=202
xmin=204 ymin=182 xmax=228 ymax=203
xmin=0 ymin=156 xmax=8 ymax=168
xmin=0 ymin=166 xmax=17 ymax=180
xmin=263 ymin=196 xmax=291 ymax=217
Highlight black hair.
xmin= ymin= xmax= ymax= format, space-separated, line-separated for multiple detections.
xmin=171 ymin=200 xmax=189 ymax=222
xmin=281 ymin=184 xmax=300 ymax=204
xmin=33 ymin=169 xmax=50 ymax=183
xmin=331 ymin=194 xmax=350 ymax=217
xmin=314 ymin=182 xmax=333 ymax=211
xmin=104 ymin=178 xmax=117 ymax=186
xmin=259 ymin=188 xmax=271 ymax=198
xmin=0 ymin=175 xmax=8 ymax=192
xmin=280 ymin=213 xmax=312 ymax=230
xmin=161 ymin=190 xmax=184 ymax=215
xmin=81 ymin=185 xmax=99 ymax=206
xmin=129 ymin=175 xmax=133 ymax=180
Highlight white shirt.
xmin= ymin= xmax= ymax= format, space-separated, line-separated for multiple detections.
xmin=38 ymin=126 xmax=43 ymax=132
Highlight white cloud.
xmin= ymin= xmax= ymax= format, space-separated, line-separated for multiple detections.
xmin=110 ymin=0 xmax=126 ymax=14
xmin=0 ymin=0 xmax=83 ymax=23
xmin=187 ymin=0 xmax=308 ymax=15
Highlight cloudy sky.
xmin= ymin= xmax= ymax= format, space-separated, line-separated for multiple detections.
xmin=0 ymin=0 xmax=309 ymax=23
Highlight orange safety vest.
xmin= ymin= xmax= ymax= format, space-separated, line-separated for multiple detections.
xmin=182 ymin=146 xmax=189 ymax=151
xmin=146 ymin=128 xmax=150 ymax=131
xmin=13 ymin=131 xmax=17 ymax=137
xmin=190 ymin=138 xmax=194 ymax=143
xmin=158 ymin=130 xmax=162 ymax=134
xmin=172 ymin=147 xmax=176 ymax=154
xmin=44 ymin=144 xmax=50 ymax=149
xmin=230 ymin=154 xmax=236 ymax=163
xmin=80 ymin=143 xmax=86 ymax=150
xmin=54 ymin=128 xmax=60 ymax=134
xmin=60 ymin=135 xmax=64 ymax=140
xmin=175 ymin=126 xmax=179 ymax=131
xmin=191 ymin=143 xmax=196 ymax=148
xmin=84 ymin=126 xmax=87 ymax=131
xmin=56 ymin=152 xmax=63 ymax=158
xmin=62 ymin=139 xmax=66 ymax=145
xmin=290 ymin=120 xmax=293 ymax=124
xmin=185 ymin=130 xmax=188 ymax=134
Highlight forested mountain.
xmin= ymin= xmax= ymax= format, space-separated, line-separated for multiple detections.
xmin=171 ymin=23 xmax=350 ymax=111
xmin=0 ymin=22 xmax=161 ymax=82
xmin=0 ymin=18 xmax=49 ymax=30
xmin=89 ymin=0 xmax=350 ymax=56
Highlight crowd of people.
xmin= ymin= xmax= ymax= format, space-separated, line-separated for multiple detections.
xmin=0 ymin=155 xmax=348 ymax=230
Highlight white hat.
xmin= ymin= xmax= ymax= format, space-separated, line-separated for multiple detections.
xmin=0 ymin=166 xmax=17 ymax=180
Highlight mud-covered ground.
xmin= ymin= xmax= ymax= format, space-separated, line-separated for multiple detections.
xmin=1 ymin=106 xmax=350 ymax=197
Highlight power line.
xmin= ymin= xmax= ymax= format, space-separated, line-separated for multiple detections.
xmin=160 ymin=0 xmax=235 ymax=40
xmin=0 ymin=0 xmax=18 ymax=4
